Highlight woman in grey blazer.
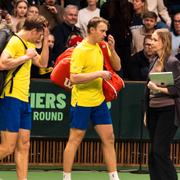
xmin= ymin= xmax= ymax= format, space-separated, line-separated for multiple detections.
xmin=145 ymin=28 xmax=180 ymax=180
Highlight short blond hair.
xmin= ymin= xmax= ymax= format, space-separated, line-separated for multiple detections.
xmin=87 ymin=16 xmax=109 ymax=34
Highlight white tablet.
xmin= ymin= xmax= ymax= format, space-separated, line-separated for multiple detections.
xmin=149 ymin=72 xmax=174 ymax=86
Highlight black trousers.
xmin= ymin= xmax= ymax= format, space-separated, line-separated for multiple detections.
xmin=147 ymin=105 xmax=178 ymax=180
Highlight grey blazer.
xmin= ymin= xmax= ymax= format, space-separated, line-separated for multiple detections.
xmin=165 ymin=55 xmax=180 ymax=127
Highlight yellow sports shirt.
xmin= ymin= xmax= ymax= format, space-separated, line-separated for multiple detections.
xmin=1 ymin=35 xmax=35 ymax=102
xmin=70 ymin=39 xmax=105 ymax=107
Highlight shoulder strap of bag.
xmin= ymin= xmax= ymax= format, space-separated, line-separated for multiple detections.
xmin=99 ymin=41 xmax=113 ymax=72
xmin=4 ymin=34 xmax=28 ymax=93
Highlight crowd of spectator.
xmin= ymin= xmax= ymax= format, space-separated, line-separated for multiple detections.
xmin=0 ymin=0 xmax=179 ymax=80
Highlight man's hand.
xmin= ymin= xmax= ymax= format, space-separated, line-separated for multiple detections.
xmin=26 ymin=48 xmax=38 ymax=59
xmin=107 ymin=35 xmax=115 ymax=51
xmin=43 ymin=25 xmax=49 ymax=41
xmin=46 ymin=5 xmax=58 ymax=14
xmin=100 ymin=70 xmax=112 ymax=81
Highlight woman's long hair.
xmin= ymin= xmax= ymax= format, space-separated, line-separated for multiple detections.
xmin=141 ymin=0 xmax=148 ymax=15
xmin=155 ymin=29 xmax=172 ymax=70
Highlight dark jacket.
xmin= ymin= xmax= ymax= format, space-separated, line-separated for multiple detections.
xmin=165 ymin=56 xmax=180 ymax=127
xmin=128 ymin=50 xmax=150 ymax=81
xmin=52 ymin=22 xmax=81 ymax=59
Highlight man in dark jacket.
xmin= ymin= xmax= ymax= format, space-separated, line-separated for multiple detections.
xmin=52 ymin=4 xmax=80 ymax=59
xmin=128 ymin=35 xmax=155 ymax=81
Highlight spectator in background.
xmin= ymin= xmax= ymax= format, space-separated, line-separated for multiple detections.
xmin=129 ymin=0 xmax=172 ymax=28
xmin=48 ymin=33 xmax=55 ymax=49
xmin=0 ymin=9 xmax=13 ymax=31
xmin=100 ymin=0 xmax=133 ymax=79
xmin=77 ymin=0 xmax=100 ymax=38
xmin=27 ymin=4 xmax=39 ymax=17
xmin=131 ymin=11 xmax=157 ymax=55
xmin=11 ymin=0 xmax=28 ymax=32
xmin=31 ymin=33 xmax=56 ymax=78
xmin=39 ymin=34 xmax=56 ymax=78
xmin=171 ymin=12 xmax=180 ymax=56
xmin=52 ymin=5 xmax=80 ymax=59
xmin=65 ymin=31 xmax=83 ymax=48
xmin=39 ymin=0 xmax=64 ymax=31
xmin=130 ymin=0 xmax=148 ymax=30
xmin=146 ymin=0 xmax=171 ymax=28
xmin=128 ymin=35 xmax=155 ymax=81
xmin=30 ymin=34 xmax=44 ymax=78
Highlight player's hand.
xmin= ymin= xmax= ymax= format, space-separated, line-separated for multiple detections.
xmin=26 ymin=48 xmax=38 ymax=59
xmin=43 ymin=25 xmax=49 ymax=41
xmin=100 ymin=70 xmax=112 ymax=81
xmin=107 ymin=35 xmax=115 ymax=51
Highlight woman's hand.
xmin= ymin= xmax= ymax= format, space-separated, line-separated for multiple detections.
xmin=147 ymin=81 xmax=160 ymax=94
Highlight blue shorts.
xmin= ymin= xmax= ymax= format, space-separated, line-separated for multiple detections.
xmin=0 ymin=96 xmax=32 ymax=132
xmin=70 ymin=101 xmax=112 ymax=130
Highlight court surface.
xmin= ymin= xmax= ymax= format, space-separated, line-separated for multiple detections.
xmin=0 ymin=170 xmax=180 ymax=180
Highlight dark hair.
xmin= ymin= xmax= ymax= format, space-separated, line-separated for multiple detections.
xmin=109 ymin=0 xmax=132 ymax=22
xmin=143 ymin=11 xmax=157 ymax=21
xmin=100 ymin=0 xmax=133 ymax=39
xmin=28 ymin=4 xmax=39 ymax=10
xmin=143 ymin=34 xmax=152 ymax=45
xmin=87 ymin=17 xmax=109 ymax=34
xmin=23 ymin=15 xmax=47 ymax=31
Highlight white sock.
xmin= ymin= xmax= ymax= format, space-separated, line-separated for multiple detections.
xmin=109 ymin=171 xmax=120 ymax=180
xmin=63 ymin=172 xmax=71 ymax=180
